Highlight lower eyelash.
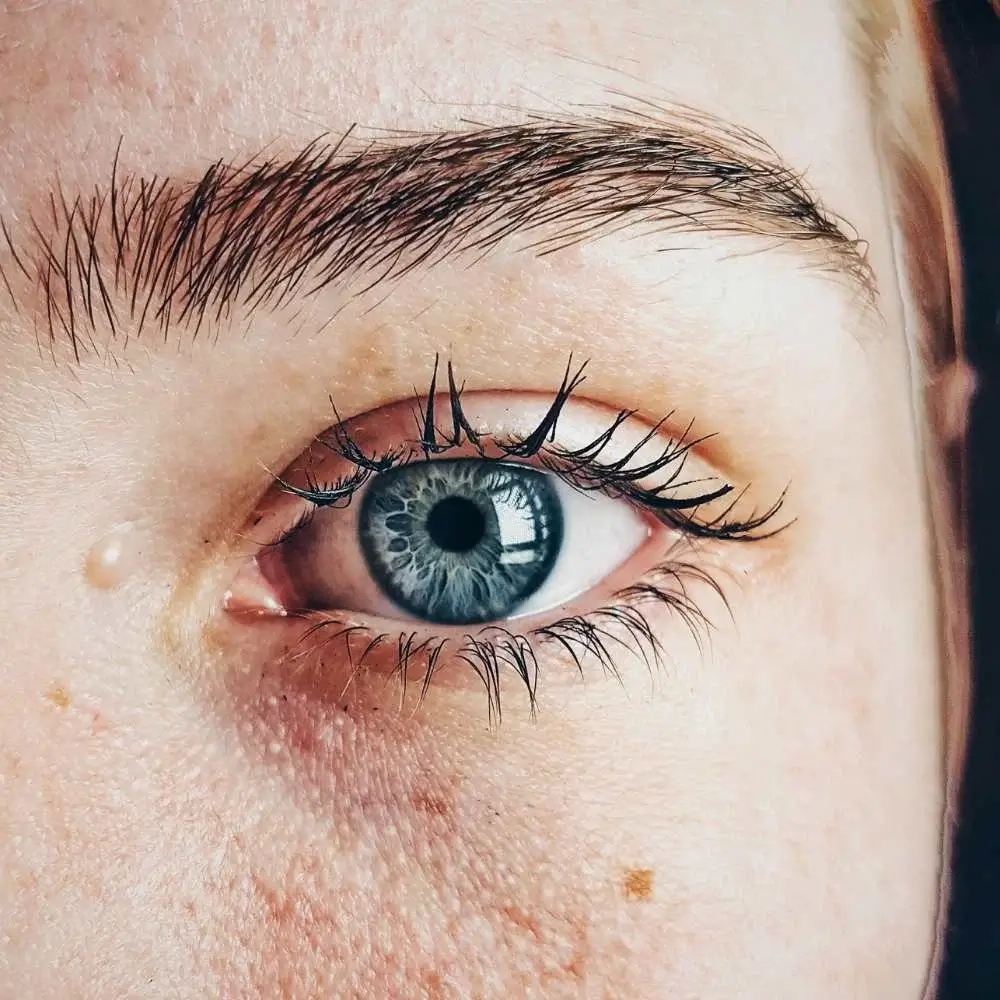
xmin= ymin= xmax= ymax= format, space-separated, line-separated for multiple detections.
xmin=276 ymin=555 xmax=723 ymax=724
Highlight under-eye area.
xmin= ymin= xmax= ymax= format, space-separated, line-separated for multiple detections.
xmin=219 ymin=358 xmax=786 ymax=721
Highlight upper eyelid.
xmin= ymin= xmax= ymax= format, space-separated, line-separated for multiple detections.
xmin=266 ymin=367 xmax=786 ymax=543
xmin=0 ymin=109 xmax=874 ymax=363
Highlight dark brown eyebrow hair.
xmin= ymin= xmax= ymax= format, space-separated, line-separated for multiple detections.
xmin=0 ymin=110 xmax=873 ymax=361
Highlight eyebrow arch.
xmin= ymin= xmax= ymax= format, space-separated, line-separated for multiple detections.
xmin=0 ymin=110 xmax=873 ymax=360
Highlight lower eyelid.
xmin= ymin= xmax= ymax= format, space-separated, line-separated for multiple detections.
xmin=213 ymin=531 xmax=725 ymax=727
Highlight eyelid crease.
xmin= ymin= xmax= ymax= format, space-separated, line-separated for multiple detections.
xmin=0 ymin=108 xmax=874 ymax=363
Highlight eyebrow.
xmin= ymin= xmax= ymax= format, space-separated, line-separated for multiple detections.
xmin=0 ymin=111 xmax=874 ymax=361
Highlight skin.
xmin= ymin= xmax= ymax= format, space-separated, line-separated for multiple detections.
xmin=0 ymin=1 xmax=952 ymax=997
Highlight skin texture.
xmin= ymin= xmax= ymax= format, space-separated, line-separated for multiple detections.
xmin=0 ymin=1 xmax=951 ymax=998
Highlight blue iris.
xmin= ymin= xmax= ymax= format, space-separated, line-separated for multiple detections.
xmin=358 ymin=459 xmax=563 ymax=625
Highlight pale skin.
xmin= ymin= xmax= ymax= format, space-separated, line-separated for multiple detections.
xmin=0 ymin=1 xmax=951 ymax=998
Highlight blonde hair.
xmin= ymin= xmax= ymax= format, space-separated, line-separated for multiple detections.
xmin=853 ymin=3 xmax=969 ymax=995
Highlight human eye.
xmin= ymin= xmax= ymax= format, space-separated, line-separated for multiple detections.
xmin=220 ymin=358 xmax=782 ymax=720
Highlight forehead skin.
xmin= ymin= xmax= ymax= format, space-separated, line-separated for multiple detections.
xmin=0 ymin=2 xmax=946 ymax=1000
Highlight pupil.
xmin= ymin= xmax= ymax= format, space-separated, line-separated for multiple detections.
xmin=425 ymin=496 xmax=486 ymax=553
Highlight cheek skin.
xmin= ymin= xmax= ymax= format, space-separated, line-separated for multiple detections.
xmin=0 ymin=652 xmax=667 ymax=1000
xmin=0 ymin=539 xmax=939 ymax=1000
xmin=203 ymin=624 xmax=684 ymax=999
xmin=200 ymin=702 xmax=641 ymax=998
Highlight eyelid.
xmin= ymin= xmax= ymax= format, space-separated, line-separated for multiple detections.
xmin=210 ymin=356 xmax=790 ymax=724
xmin=272 ymin=392 xmax=733 ymax=518
xmin=226 ymin=382 xmax=780 ymax=622
xmin=296 ymin=389 xmax=780 ymax=546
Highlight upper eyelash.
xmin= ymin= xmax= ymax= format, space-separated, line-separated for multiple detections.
xmin=273 ymin=354 xmax=786 ymax=541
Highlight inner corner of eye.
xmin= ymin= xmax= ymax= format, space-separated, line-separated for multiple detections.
xmin=222 ymin=547 xmax=294 ymax=619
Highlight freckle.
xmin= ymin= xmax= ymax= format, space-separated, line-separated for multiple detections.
xmin=422 ymin=970 xmax=446 ymax=999
xmin=45 ymin=682 xmax=71 ymax=709
xmin=500 ymin=905 xmax=542 ymax=938
xmin=259 ymin=22 xmax=277 ymax=50
xmin=84 ymin=521 xmax=141 ymax=590
xmin=621 ymin=867 xmax=654 ymax=902
xmin=412 ymin=791 xmax=450 ymax=817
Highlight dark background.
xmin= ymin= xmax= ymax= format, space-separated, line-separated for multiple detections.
xmin=935 ymin=1 xmax=1000 ymax=996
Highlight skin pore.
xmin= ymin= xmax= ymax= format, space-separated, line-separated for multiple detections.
xmin=0 ymin=1 xmax=959 ymax=998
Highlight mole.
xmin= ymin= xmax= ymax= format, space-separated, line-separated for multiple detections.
xmin=621 ymin=867 xmax=654 ymax=902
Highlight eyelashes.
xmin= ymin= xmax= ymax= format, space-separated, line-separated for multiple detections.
xmin=274 ymin=356 xmax=785 ymax=541
xmin=283 ymin=559 xmax=726 ymax=725
xmin=246 ymin=355 xmax=784 ymax=722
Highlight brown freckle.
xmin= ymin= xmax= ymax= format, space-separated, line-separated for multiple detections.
xmin=622 ymin=867 xmax=654 ymax=902
xmin=45 ymin=682 xmax=70 ymax=709
xmin=412 ymin=791 xmax=450 ymax=818
xmin=251 ymin=872 xmax=296 ymax=929
xmin=500 ymin=905 xmax=541 ymax=938
xmin=244 ymin=421 xmax=273 ymax=451
xmin=422 ymin=970 xmax=446 ymax=999
xmin=259 ymin=21 xmax=277 ymax=50
xmin=562 ymin=924 xmax=589 ymax=981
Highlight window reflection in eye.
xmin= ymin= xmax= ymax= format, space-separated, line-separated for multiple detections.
xmin=223 ymin=359 xmax=784 ymax=716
